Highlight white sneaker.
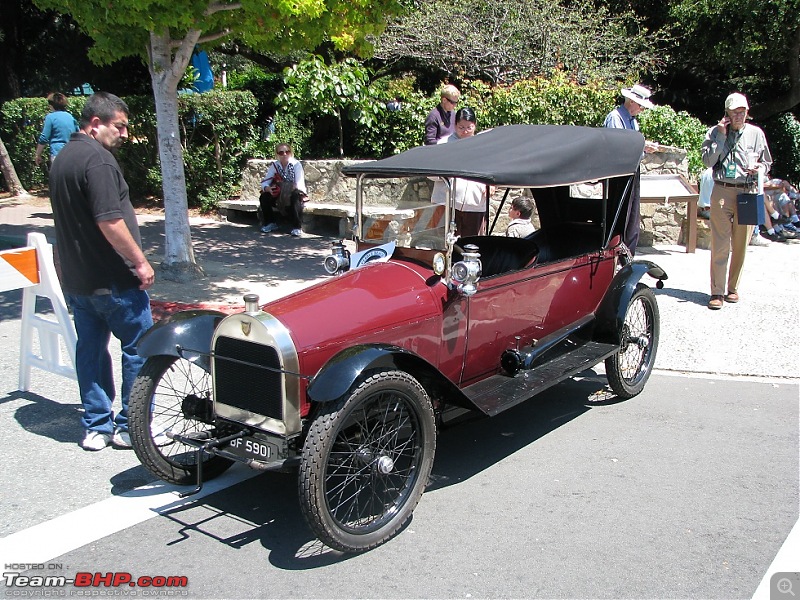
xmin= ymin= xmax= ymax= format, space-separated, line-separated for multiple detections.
xmin=111 ymin=429 xmax=132 ymax=449
xmin=81 ymin=430 xmax=111 ymax=451
xmin=749 ymin=234 xmax=771 ymax=246
xmin=290 ymin=228 xmax=302 ymax=237
xmin=260 ymin=223 xmax=279 ymax=233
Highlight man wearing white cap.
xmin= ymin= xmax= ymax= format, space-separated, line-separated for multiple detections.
xmin=603 ymin=84 xmax=659 ymax=255
xmin=701 ymin=91 xmax=772 ymax=310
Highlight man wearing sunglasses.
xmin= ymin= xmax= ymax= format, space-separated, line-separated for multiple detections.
xmin=424 ymin=84 xmax=460 ymax=145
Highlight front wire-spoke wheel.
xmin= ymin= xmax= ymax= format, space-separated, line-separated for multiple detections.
xmin=299 ymin=370 xmax=436 ymax=552
xmin=605 ymin=284 xmax=659 ymax=398
xmin=129 ymin=355 xmax=233 ymax=485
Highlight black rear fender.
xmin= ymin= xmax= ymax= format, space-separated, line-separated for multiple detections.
xmin=594 ymin=260 xmax=666 ymax=345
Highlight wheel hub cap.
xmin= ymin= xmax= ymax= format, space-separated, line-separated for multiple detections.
xmin=376 ymin=455 xmax=395 ymax=474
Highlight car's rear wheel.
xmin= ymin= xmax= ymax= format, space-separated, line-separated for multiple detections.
xmin=299 ymin=370 xmax=436 ymax=552
xmin=129 ymin=355 xmax=233 ymax=485
xmin=605 ymin=284 xmax=659 ymax=398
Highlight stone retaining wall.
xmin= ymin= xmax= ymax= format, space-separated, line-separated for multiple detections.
xmin=236 ymin=146 xmax=698 ymax=245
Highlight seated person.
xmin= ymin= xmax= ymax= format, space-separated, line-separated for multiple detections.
xmin=759 ymin=177 xmax=798 ymax=241
xmin=506 ymin=196 xmax=536 ymax=238
xmin=774 ymin=180 xmax=800 ymax=232
xmin=259 ymin=143 xmax=307 ymax=238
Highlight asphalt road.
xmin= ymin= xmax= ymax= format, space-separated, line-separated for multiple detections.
xmin=1 ymin=296 xmax=797 ymax=598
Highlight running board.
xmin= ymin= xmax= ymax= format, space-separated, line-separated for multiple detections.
xmin=463 ymin=341 xmax=619 ymax=416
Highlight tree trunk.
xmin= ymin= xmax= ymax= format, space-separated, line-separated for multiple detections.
xmin=0 ymin=134 xmax=29 ymax=196
xmin=147 ymin=30 xmax=204 ymax=282
xmin=337 ymin=108 xmax=344 ymax=157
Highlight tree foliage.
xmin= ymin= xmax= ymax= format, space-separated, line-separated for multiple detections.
xmin=30 ymin=0 xmax=406 ymax=279
xmin=668 ymin=0 xmax=799 ymax=121
xmin=0 ymin=0 xmax=150 ymax=103
xmin=373 ymin=0 xmax=667 ymax=85
xmin=278 ymin=57 xmax=379 ymax=156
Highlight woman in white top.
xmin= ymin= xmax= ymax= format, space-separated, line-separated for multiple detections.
xmin=431 ymin=107 xmax=488 ymax=237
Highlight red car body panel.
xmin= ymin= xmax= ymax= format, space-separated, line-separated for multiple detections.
xmin=460 ymin=251 xmax=616 ymax=383
xmin=262 ymin=258 xmax=463 ymax=384
xmin=262 ymin=244 xmax=618 ymax=393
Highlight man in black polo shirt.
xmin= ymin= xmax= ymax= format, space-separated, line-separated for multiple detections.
xmin=49 ymin=92 xmax=155 ymax=451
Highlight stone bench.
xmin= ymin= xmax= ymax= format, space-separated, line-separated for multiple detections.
xmin=218 ymin=199 xmax=414 ymax=238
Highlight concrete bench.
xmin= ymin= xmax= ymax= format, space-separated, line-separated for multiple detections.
xmin=218 ymin=199 xmax=351 ymax=235
xmin=218 ymin=199 xmax=412 ymax=238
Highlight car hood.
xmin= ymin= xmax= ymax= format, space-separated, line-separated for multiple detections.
xmin=262 ymin=259 xmax=446 ymax=352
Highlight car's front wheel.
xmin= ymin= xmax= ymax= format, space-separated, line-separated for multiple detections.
xmin=129 ymin=355 xmax=233 ymax=485
xmin=299 ymin=370 xmax=436 ymax=552
xmin=605 ymin=284 xmax=659 ymax=398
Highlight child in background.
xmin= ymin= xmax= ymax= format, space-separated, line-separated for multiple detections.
xmin=506 ymin=196 xmax=535 ymax=238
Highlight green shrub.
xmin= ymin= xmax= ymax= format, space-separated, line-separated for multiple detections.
xmin=178 ymin=90 xmax=258 ymax=211
xmin=763 ymin=112 xmax=800 ymax=184
xmin=118 ymin=95 xmax=161 ymax=198
xmin=638 ymin=105 xmax=708 ymax=179
xmin=0 ymin=96 xmax=85 ymax=189
xmin=477 ymin=75 xmax=616 ymax=128
xmin=2 ymin=90 xmax=258 ymax=211
xmin=347 ymin=73 xmax=620 ymax=157
xmin=227 ymin=64 xmax=284 ymax=133
xmin=248 ymin=111 xmax=313 ymax=160
xmin=350 ymin=90 xmax=429 ymax=158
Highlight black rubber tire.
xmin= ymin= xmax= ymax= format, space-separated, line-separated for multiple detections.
xmin=129 ymin=355 xmax=233 ymax=485
xmin=605 ymin=284 xmax=660 ymax=399
xmin=299 ymin=370 xmax=436 ymax=553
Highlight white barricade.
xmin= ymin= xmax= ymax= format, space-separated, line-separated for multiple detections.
xmin=0 ymin=232 xmax=77 ymax=390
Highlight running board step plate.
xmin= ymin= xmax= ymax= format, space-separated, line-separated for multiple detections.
xmin=464 ymin=341 xmax=619 ymax=416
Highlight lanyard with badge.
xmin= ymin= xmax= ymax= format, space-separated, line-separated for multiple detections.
xmin=723 ymin=129 xmax=743 ymax=179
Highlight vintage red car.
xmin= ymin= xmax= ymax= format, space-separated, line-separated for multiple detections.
xmin=129 ymin=124 xmax=667 ymax=553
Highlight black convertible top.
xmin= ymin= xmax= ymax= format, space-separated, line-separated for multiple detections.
xmin=342 ymin=124 xmax=645 ymax=187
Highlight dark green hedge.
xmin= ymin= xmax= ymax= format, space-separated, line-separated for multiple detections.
xmin=1 ymin=90 xmax=257 ymax=211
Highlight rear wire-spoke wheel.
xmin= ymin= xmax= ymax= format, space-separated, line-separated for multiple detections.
xmin=299 ymin=370 xmax=436 ymax=553
xmin=605 ymin=284 xmax=659 ymax=399
xmin=129 ymin=355 xmax=232 ymax=485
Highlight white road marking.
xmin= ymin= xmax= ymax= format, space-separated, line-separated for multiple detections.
xmin=752 ymin=518 xmax=800 ymax=599
xmin=0 ymin=466 xmax=258 ymax=571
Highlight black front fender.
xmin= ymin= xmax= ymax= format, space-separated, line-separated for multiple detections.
xmin=138 ymin=309 xmax=226 ymax=372
xmin=307 ymin=344 xmax=412 ymax=403
xmin=594 ymin=260 xmax=667 ymax=345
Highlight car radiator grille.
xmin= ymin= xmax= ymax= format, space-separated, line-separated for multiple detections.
xmin=213 ymin=336 xmax=284 ymax=421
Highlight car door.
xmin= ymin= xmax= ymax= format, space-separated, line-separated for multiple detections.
xmin=459 ymin=252 xmax=613 ymax=385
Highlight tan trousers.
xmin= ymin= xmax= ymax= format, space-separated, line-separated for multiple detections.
xmin=709 ymin=184 xmax=753 ymax=296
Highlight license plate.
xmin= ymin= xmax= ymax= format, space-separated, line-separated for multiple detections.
xmin=226 ymin=435 xmax=283 ymax=462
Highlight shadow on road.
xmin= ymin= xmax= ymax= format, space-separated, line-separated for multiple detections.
xmin=2 ymin=389 xmax=82 ymax=443
xmin=146 ymin=372 xmax=619 ymax=570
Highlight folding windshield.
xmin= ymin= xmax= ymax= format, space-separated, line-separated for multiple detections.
xmin=355 ymin=175 xmax=449 ymax=251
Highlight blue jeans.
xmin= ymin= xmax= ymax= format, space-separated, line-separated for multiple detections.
xmin=67 ymin=288 xmax=153 ymax=435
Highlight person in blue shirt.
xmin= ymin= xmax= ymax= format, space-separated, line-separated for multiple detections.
xmin=35 ymin=92 xmax=79 ymax=166
xmin=603 ymin=84 xmax=659 ymax=255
